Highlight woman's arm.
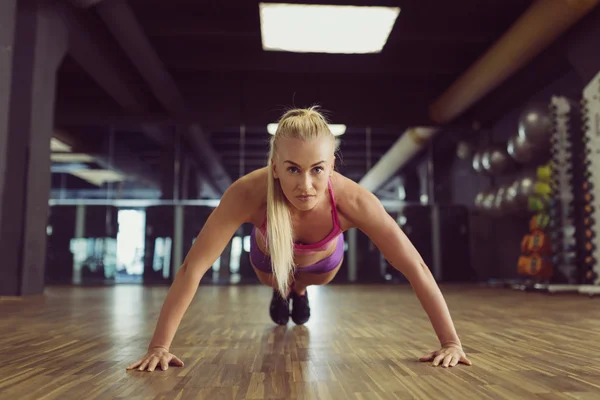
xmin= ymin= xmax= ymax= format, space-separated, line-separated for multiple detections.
xmin=342 ymin=185 xmax=462 ymax=348
xmin=147 ymin=180 xmax=254 ymax=351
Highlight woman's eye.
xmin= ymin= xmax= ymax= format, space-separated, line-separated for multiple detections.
xmin=314 ymin=167 xmax=324 ymax=173
xmin=287 ymin=167 xmax=298 ymax=173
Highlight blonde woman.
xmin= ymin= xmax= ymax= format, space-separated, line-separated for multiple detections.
xmin=127 ymin=107 xmax=471 ymax=372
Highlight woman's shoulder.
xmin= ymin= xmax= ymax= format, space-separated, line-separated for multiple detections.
xmin=330 ymin=171 xmax=383 ymax=224
xmin=220 ymin=168 xmax=268 ymax=223
xmin=225 ymin=167 xmax=268 ymax=202
xmin=330 ymin=171 xmax=367 ymax=203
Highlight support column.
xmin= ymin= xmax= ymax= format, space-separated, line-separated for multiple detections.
xmin=0 ymin=0 xmax=68 ymax=296
xmin=0 ymin=0 xmax=17 ymax=238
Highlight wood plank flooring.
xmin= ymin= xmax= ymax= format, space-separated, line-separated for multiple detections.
xmin=2 ymin=284 xmax=600 ymax=399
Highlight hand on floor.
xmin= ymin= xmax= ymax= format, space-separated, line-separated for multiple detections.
xmin=126 ymin=346 xmax=184 ymax=372
xmin=419 ymin=343 xmax=472 ymax=368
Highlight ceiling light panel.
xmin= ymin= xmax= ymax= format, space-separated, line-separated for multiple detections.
xmin=259 ymin=3 xmax=400 ymax=54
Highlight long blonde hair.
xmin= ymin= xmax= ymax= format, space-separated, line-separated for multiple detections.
xmin=266 ymin=106 xmax=336 ymax=296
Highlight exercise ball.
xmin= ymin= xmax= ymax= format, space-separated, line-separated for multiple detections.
xmin=518 ymin=176 xmax=536 ymax=198
xmin=483 ymin=190 xmax=496 ymax=213
xmin=491 ymin=186 xmax=507 ymax=216
xmin=474 ymin=191 xmax=486 ymax=210
xmin=456 ymin=141 xmax=473 ymax=161
xmin=503 ymin=181 xmax=520 ymax=214
xmin=472 ymin=151 xmax=484 ymax=173
xmin=507 ymin=134 xmax=537 ymax=164
xmin=518 ymin=102 xmax=552 ymax=147
xmin=480 ymin=149 xmax=492 ymax=173
xmin=481 ymin=146 xmax=511 ymax=175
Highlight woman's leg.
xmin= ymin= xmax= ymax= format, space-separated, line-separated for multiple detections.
xmin=287 ymin=235 xmax=345 ymax=325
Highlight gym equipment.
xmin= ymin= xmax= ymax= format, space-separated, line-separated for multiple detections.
xmin=491 ymin=186 xmax=507 ymax=216
xmin=456 ymin=141 xmax=472 ymax=161
xmin=530 ymin=213 xmax=550 ymax=232
xmin=518 ymin=175 xmax=536 ymax=198
xmin=537 ymin=164 xmax=552 ymax=182
xmin=482 ymin=189 xmax=496 ymax=213
xmin=528 ymin=195 xmax=548 ymax=213
xmin=474 ymin=191 xmax=486 ymax=211
xmin=472 ymin=151 xmax=484 ymax=173
xmin=518 ymin=254 xmax=552 ymax=278
xmin=547 ymin=96 xmax=576 ymax=283
xmin=579 ymin=72 xmax=600 ymax=292
xmin=503 ymin=180 xmax=523 ymax=214
xmin=518 ymin=102 xmax=553 ymax=147
xmin=527 ymin=232 xmax=552 ymax=254
xmin=481 ymin=145 xmax=512 ymax=175
xmin=507 ymin=134 xmax=537 ymax=164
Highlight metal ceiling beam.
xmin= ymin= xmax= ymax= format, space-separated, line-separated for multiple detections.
xmin=86 ymin=0 xmax=232 ymax=194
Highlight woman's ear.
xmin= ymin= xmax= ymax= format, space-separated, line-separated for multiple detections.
xmin=272 ymin=160 xmax=279 ymax=179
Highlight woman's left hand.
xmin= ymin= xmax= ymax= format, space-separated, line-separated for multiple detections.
xmin=419 ymin=343 xmax=472 ymax=367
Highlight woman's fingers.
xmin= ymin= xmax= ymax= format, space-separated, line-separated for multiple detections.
xmin=442 ymin=354 xmax=453 ymax=368
xmin=160 ymin=358 xmax=169 ymax=371
xmin=432 ymin=353 xmax=446 ymax=367
xmin=126 ymin=360 xmax=142 ymax=370
xmin=138 ymin=358 xmax=151 ymax=371
xmin=147 ymin=357 xmax=160 ymax=372
xmin=460 ymin=354 xmax=473 ymax=366
xmin=170 ymin=355 xmax=184 ymax=367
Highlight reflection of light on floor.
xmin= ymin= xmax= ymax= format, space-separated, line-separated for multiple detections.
xmin=230 ymin=237 xmax=242 ymax=274
xmin=110 ymin=285 xmax=145 ymax=339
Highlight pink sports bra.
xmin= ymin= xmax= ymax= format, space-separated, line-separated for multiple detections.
xmin=258 ymin=180 xmax=342 ymax=254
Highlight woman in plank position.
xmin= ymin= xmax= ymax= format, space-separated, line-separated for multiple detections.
xmin=127 ymin=107 xmax=471 ymax=372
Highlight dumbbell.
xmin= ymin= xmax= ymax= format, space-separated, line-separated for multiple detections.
xmin=583 ymin=255 xmax=595 ymax=269
xmin=530 ymin=213 xmax=550 ymax=232
xmin=584 ymin=240 xmax=596 ymax=253
xmin=584 ymin=269 xmax=598 ymax=284
xmin=530 ymin=232 xmax=553 ymax=253
xmin=537 ymin=164 xmax=552 ymax=183
xmin=528 ymin=196 xmax=549 ymax=213
xmin=521 ymin=232 xmax=552 ymax=254
xmin=518 ymin=254 xmax=552 ymax=277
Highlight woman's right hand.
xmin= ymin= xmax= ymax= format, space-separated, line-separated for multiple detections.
xmin=126 ymin=346 xmax=184 ymax=372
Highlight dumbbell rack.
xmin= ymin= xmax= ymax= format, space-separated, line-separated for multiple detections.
xmin=578 ymin=71 xmax=600 ymax=297
xmin=540 ymin=96 xmax=581 ymax=293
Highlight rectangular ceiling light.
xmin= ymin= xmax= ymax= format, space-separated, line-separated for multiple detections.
xmin=267 ymin=123 xmax=346 ymax=136
xmin=70 ymin=169 xmax=126 ymax=187
xmin=51 ymin=153 xmax=95 ymax=163
xmin=259 ymin=3 xmax=400 ymax=54
xmin=51 ymin=137 xmax=72 ymax=152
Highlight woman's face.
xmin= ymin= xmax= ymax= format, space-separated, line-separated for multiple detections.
xmin=272 ymin=135 xmax=335 ymax=211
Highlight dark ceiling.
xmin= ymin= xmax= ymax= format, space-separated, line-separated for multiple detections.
xmin=53 ymin=0 xmax=571 ymax=198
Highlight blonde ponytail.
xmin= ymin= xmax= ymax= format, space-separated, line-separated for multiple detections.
xmin=265 ymin=106 xmax=336 ymax=296
xmin=266 ymin=157 xmax=295 ymax=296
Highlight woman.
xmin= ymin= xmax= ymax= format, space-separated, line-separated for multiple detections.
xmin=127 ymin=107 xmax=472 ymax=372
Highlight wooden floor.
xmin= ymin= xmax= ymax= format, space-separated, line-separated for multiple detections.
xmin=2 ymin=284 xmax=600 ymax=399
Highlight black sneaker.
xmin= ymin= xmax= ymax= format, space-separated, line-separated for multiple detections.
xmin=269 ymin=289 xmax=290 ymax=325
xmin=291 ymin=289 xmax=310 ymax=325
